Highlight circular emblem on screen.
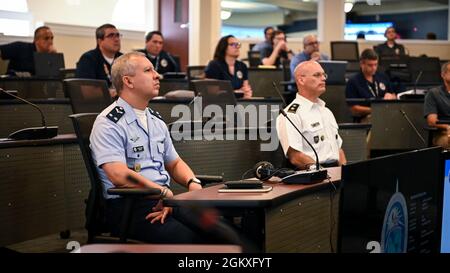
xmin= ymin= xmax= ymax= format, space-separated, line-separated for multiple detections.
xmin=160 ymin=58 xmax=168 ymax=68
xmin=379 ymin=82 xmax=386 ymax=91
xmin=381 ymin=181 xmax=408 ymax=253
xmin=236 ymin=70 xmax=243 ymax=79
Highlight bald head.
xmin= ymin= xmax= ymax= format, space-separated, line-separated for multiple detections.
xmin=293 ymin=61 xmax=326 ymax=100
xmin=303 ymin=35 xmax=316 ymax=45
xmin=294 ymin=61 xmax=318 ymax=79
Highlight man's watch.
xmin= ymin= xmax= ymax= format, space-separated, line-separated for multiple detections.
xmin=187 ymin=177 xmax=201 ymax=187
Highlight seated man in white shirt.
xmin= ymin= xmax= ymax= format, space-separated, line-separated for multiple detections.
xmin=276 ymin=61 xmax=347 ymax=169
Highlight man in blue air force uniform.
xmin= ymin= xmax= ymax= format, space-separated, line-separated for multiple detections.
xmin=90 ymin=52 xmax=203 ymax=243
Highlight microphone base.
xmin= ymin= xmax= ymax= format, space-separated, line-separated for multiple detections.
xmin=281 ymin=169 xmax=328 ymax=185
xmin=400 ymin=94 xmax=424 ymax=100
xmin=8 ymin=126 xmax=58 ymax=140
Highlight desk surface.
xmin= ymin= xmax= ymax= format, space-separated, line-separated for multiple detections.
xmin=165 ymin=167 xmax=341 ymax=208
xmin=77 ymin=244 xmax=242 ymax=253
xmin=0 ymin=133 xmax=77 ymax=148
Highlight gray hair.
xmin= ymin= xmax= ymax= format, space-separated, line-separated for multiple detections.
xmin=303 ymin=34 xmax=317 ymax=45
xmin=442 ymin=61 xmax=450 ymax=74
xmin=111 ymin=52 xmax=145 ymax=94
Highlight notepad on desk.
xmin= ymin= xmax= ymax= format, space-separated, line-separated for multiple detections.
xmin=218 ymin=186 xmax=273 ymax=193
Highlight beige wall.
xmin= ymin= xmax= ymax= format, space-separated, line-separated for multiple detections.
xmin=47 ymin=23 xmax=145 ymax=69
xmin=189 ymin=0 xmax=222 ymax=66
xmin=239 ymin=38 xmax=450 ymax=64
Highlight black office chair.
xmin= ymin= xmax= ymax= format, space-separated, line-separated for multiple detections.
xmin=247 ymin=51 xmax=261 ymax=68
xmin=63 ymin=79 xmax=113 ymax=114
xmin=59 ymin=68 xmax=77 ymax=80
xmin=70 ymin=113 xmax=227 ymax=244
xmin=187 ymin=65 xmax=206 ymax=90
xmin=69 ymin=113 xmax=161 ymax=243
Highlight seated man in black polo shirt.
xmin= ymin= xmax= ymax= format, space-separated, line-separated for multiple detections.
xmin=205 ymin=35 xmax=252 ymax=98
xmin=137 ymin=31 xmax=180 ymax=76
xmin=375 ymin=27 xmax=407 ymax=59
xmin=345 ymin=49 xmax=397 ymax=121
xmin=76 ymin=24 xmax=123 ymax=96
xmin=0 ymin=26 xmax=56 ymax=76
xmin=424 ymin=61 xmax=450 ymax=149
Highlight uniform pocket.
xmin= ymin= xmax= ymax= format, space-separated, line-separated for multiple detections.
xmin=303 ymin=123 xmax=324 ymax=148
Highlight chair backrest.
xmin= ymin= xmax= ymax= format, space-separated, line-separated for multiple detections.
xmin=63 ymin=78 xmax=112 ymax=114
xmin=59 ymin=68 xmax=77 ymax=80
xmin=319 ymin=85 xmax=353 ymax=123
xmin=187 ymin=65 xmax=206 ymax=82
xmin=330 ymin=41 xmax=360 ymax=62
xmin=191 ymin=79 xmax=237 ymax=105
xmin=187 ymin=66 xmax=206 ymax=90
xmin=69 ymin=113 xmax=105 ymax=241
xmin=247 ymin=51 xmax=262 ymax=68
xmin=191 ymin=79 xmax=239 ymax=124
xmin=408 ymin=56 xmax=442 ymax=85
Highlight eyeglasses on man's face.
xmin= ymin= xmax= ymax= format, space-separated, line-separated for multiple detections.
xmin=228 ymin=42 xmax=241 ymax=48
xmin=301 ymin=72 xmax=328 ymax=80
xmin=305 ymin=41 xmax=319 ymax=46
xmin=104 ymin=32 xmax=122 ymax=39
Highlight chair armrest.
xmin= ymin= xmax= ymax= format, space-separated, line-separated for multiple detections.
xmin=424 ymin=126 xmax=438 ymax=131
xmin=107 ymin=188 xmax=161 ymax=197
xmin=196 ymin=175 xmax=223 ymax=184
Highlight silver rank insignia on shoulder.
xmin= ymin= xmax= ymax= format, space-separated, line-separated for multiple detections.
xmin=134 ymin=163 xmax=141 ymax=172
xmin=288 ymin=104 xmax=299 ymax=113
xmin=148 ymin=108 xmax=163 ymax=121
xmin=107 ymin=106 xmax=125 ymax=123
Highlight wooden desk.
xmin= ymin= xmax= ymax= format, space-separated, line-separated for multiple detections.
xmin=165 ymin=167 xmax=341 ymax=253
xmin=77 ymin=244 xmax=241 ymax=253
xmin=0 ymin=134 xmax=89 ymax=246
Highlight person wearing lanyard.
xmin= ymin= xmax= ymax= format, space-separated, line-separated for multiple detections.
xmin=76 ymin=24 xmax=123 ymax=97
xmin=204 ymin=35 xmax=253 ymax=98
xmin=345 ymin=49 xmax=397 ymax=121
xmin=137 ymin=31 xmax=180 ymax=75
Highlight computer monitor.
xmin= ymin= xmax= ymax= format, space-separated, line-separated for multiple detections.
xmin=339 ymin=147 xmax=443 ymax=253
xmin=440 ymin=151 xmax=450 ymax=253
xmin=330 ymin=41 xmax=359 ymax=62
xmin=319 ymin=60 xmax=347 ymax=85
xmin=33 ymin=52 xmax=65 ymax=78
xmin=408 ymin=57 xmax=443 ymax=85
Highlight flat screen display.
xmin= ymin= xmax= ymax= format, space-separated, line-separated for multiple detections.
xmin=345 ymin=22 xmax=393 ymax=41
xmin=340 ymin=147 xmax=443 ymax=253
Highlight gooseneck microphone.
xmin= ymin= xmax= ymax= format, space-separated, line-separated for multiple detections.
xmin=413 ymin=70 xmax=423 ymax=95
xmin=272 ymin=82 xmax=328 ymax=184
xmin=0 ymin=88 xmax=58 ymax=140
xmin=399 ymin=109 xmax=427 ymax=147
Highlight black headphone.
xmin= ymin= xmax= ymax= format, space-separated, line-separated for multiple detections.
xmin=254 ymin=161 xmax=295 ymax=181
